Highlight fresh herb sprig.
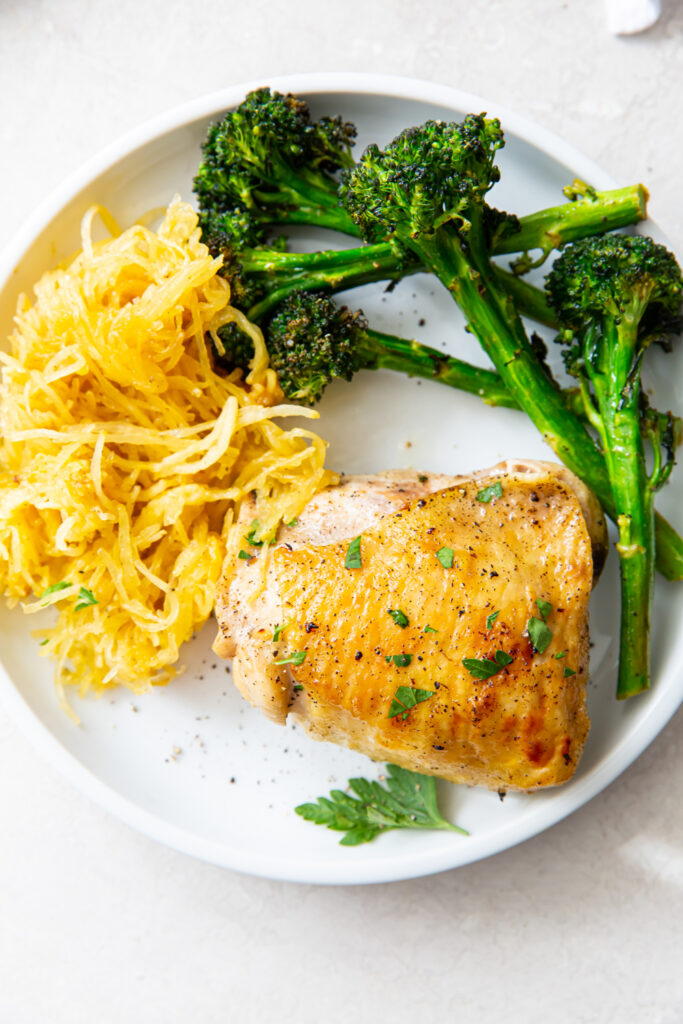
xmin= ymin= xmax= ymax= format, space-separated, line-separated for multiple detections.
xmin=295 ymin=763 xmax=467 ymax=845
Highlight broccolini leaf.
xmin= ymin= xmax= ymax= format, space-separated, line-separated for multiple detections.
xmin=294 ymin=763 xmax=468 ymax=845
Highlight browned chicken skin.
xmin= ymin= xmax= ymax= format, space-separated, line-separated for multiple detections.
xmin=214 ymin=460 xmax=606 ymax=792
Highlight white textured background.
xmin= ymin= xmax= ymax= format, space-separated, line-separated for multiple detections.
xmin=1 ymin=2 xmax=682 ymax=1022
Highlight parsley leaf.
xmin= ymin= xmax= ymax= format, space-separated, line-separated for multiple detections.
xmin=285 ymin=517 xmax=298 ymax=527
xmin=274 ymin=650 xmax=307 ymax=666
xmin=272 ymin=623 xmax=289 ymax=642
xmin=245 ymin=519 xmax=263 ymax=547
xmin=476 ymin=481 xmax=503 ymax=503
xmin=293 ymin=683 xmax=304 ymax=692
xmin=536 ymin=599 xmax=553 ymax=621
xmin=387 ymin=608 xmax=409 ymax=628
xmin=462 ymin=651 xmax=513 ymax=680
xmin=294 ymin=762 xmax=468 ymax=845
xmin=527 ymin=616 xmax=553 ymax=653
xmin=237 ymin=549 xmax=252 ymax=560
xmin=423 ymin=624 xmax=438 ymax=634
xmin=389 ymin=653 xmax=412 ymax=667
xmin=388 ymin=685 xmax=435 ymax=720
xmin=563 ymin=666 xmax=576 ymax=677
xmin=555 ymin=651 xmax=567 ymax=659
xmin=74 ymin=587 xmax=98 ymax=612
xmin=39 ymin=638 xmax=50 ymax=646
xmin=344 ymin=535 xmax=362 ymax=569
xmin=40 ymin=581 xmax=73 ymax=604
xmin=485 ymin=610 xmax=500 ymax=631
xmin=436 ymin=547 xmax=454 ymax=568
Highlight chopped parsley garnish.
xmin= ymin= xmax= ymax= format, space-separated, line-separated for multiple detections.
xmin=536 ymin=599 xmax=553 ymax=621
xmin=39 ymin=638 xmax=49 ymax=646
xmin=40 ymin=581 xmax=73 ymax=603
xmin=462 ymin=650 xmax=513 ymax=680
xmin=476 ymin=481 xmax=503 ymax=503
xmin=436 ymin=546 xmax=454 ymax=568
xmin=293 ymin=683 xmax=304 ymax=692
xmin=74 ymin=587 xmax=98 ymax=611
xmin=285 ymin=517 xmax=299 ymax=527
xmin=485 ymin=610 xmax=500 ymax=631
xmin=388 ymin=685 xmax=435 ymax=721
xmin=237 ymin=549 xmax=252 ymax=560
xmin=274 ymin=650 xmax=307 ymax=666
xmin=295 ymin=762 xmax=468 ymax=846
xmin=344 ymin=535 xmax=362 ymax=569
xmin=387 ymin=608 xmax=409 ymax=628
xmin=245 ymin=519 xmax=263 ymax=546
xmin=527 ymin=616 xmax=552 ymax=653
xmin=563 ymin=666 xmax=576 ymax=678
xmin=555 ymin=651 xmax=567 ymax=659
xmin=418 ymin=474 xmax=428 ymax=483
xmin=272 ymin=623 xmax=289 ymax=642
xmin=389 ymin=653 xmax=412 ymax=668
xmin=423 ymin=625 xmax=438 ymax=634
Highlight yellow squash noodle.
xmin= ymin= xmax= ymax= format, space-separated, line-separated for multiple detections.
xmin=0 ymin=198 xmax=336 ymax=716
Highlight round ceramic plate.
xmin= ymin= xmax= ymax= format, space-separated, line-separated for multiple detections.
xmin=1 ymin=74 xmax=682 ymax=885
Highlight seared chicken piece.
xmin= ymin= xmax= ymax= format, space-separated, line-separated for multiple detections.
xmin=214 ymin=460 xmax=606 ymax=791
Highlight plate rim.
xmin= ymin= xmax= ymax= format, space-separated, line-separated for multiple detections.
xmin=1 ymin=72 xmax=681 ymax=885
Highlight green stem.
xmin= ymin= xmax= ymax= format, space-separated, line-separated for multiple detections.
xmin=356 ymin=328 xmax=520 ymax=408
xmin=241 ymin=245 xmax=558 ymax=327
xmin=492 ymin=184 xmax=648 ymax=266
xmin=258 ymin=163 xmax=359 ymax=237
xmin=245 ymin=244 xmax=413 ymax=321
xmin=408 ymin=218 xmax=614 ymax=496
xmin=585 ymin=315 xmax=653 ymax=697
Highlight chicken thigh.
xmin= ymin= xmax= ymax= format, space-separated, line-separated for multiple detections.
xmin=214 ymin=460 xmax=606 ymax=791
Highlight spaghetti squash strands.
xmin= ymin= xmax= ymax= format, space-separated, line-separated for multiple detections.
xmin=0 ymin=198 xmax=335 ymax=712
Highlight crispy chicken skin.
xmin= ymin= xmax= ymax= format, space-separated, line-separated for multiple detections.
xmin=214 ymin=461 xmax=605 ymax=791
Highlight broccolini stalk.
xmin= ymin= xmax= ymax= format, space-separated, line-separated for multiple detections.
xmin=547 ymin=235 xmax=682 ymax=698
xmin=495 ymin=180 xmax=648 ymax=274
xmin=209 ymin=234 xmax=558 ymax=328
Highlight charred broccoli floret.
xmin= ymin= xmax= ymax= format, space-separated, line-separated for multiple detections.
xmin=258 ymin=291 xmax=517 ymax=407
xmin=194 ymin=87 xmax=358 ymax=241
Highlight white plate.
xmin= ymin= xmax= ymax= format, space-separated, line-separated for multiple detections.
xmin=1 ymin=73 xmax=682 ymax=885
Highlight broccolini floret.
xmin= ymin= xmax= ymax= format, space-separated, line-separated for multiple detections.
xmin=547 ymin=234 xmax=683 ymax=698
xmin=194 ymin=87 xmax=358 ymax=241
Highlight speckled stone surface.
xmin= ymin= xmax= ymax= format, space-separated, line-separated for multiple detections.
xmin=1 ymin=2 xmax=682 ymax=1021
